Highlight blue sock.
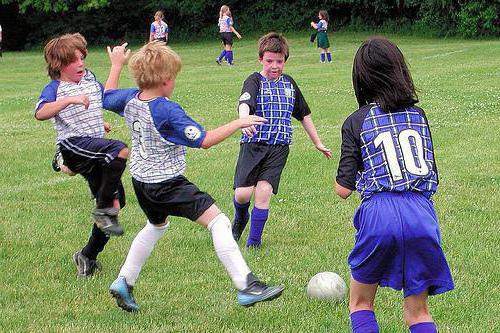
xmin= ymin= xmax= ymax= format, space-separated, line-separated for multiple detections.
xmin=246 ymin=207 xmax=269 ymax=247
xmin=409 ymin=322 xmax=437 ymax=333
xmin=320 ymin=53 xmax=326 ymax=63
xmin=327 ymin=52 xmax=331 ymax=62
xmin=217 ymin=50 xmax=226 ymax=61
xmin=350 ymin=310 xmax=379 ymax=333
xmin=233 ymin=198 xmax=250 ymax=224
xmin=225 ymin=50 xmax=233 ymax=64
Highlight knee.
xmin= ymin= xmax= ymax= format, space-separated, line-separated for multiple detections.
xmin=254 ymin=184 xmax=273 ymax=207
xmin=118 ymin=147 xmax=129 ymax=159
xmin=256 ymin=181 xmax=273 ymax=196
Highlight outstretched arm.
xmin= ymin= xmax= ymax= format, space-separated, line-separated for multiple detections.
xmin=300 ymin=115 xmax=332 ymax=159
xmin=105 ymin=42 xmax=130 ymax=91
xmin=201 ymin=116 xmax=266 ymax=149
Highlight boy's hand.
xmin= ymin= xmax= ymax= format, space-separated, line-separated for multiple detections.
xmin=70 ymin=95 xmax=90 ymax=109
xmin=242 ymin=125 xmax=257 ymax=138
xmin=236 ymin=32 xmax=242 ymax=39
xmin=104 ymin=122 xmax=112 ymax=133
xmin=316 ymin=143 xmax=332 ymax=159
xmin=107 ymin=42 xmax=131 ymax=67
xmin=237 ymin=115 xmax=267 ymax=129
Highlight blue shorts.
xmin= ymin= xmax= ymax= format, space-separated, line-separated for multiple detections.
xmin=348 ymin=192 xmax=454 ymax=297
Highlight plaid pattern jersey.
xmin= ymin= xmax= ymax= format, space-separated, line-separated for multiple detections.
xmin=337 ymin=104 xmax=438 ymax=200
xmin=103 ymin=88 xmax=206 ymax=184
xmin=35 ymin=70 xmax=105 ymax=142
xmin=238 ymin=72 xmax=310 ymax=145
xmin=358 ymin=105 xmax=438 ymax=199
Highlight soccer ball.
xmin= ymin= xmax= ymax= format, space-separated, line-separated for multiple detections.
xmin=307 ymin=272 xmax=347 ymax=301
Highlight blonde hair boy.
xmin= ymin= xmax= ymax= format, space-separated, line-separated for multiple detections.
xmin=128 ymin=42 xmax=181 ymax=89
xmin=103 ymin=42 xmax=284 ymax=312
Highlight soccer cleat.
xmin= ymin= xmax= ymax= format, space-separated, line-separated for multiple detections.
xmin=72 ymin=251 xmax=101 ymax=277
xmin=92 ymin=207 xmax=124 ymax=236
xmin=232 ymin=218 xmax=249 ymax=241
xmin=110 ymin=276 xmax=139 ymax=312
xmin=237 ymin=273 xmax=284 ymax=307
xmin=216 ymin=58 xmax=222 ymax=65
xmin=51 ymin=146 xmax=63 ymax=172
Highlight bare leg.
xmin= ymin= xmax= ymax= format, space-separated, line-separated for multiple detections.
xmin=349 ymin=277 xmax=378 ymax=313
xmin=403 ymin=290 xmax=433 ymax=327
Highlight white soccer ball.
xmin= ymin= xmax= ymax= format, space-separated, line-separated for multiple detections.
xmin=307 ymin=272 xmax=347 ymax=301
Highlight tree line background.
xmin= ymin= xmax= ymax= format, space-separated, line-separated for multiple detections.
xmin=0 ymin=0 xmax=499 ymax=50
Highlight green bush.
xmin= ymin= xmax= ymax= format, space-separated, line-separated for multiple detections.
xmin=457 ymin=1 xmax=499 ymax=37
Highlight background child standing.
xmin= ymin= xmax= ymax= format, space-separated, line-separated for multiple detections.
xmin=34 ymin=33 xmax=129 ymax=277
xmin=232 ymin=32 xmax=332 ymax=248
xmin=149 ymin=10 xmax=169 ymax=43
xmin=335 ymin=36 xmax=454 ymax=333
xmin=216 ymin=5 xmax=241 ymax=66
xmin=310 ymin=10 xmax=331 ymax=63
xmin=104 ymin=41 xmax=284 ymax=312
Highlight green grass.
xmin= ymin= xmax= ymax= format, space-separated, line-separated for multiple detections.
xmin=0 ymin=32 xmax=499 ymax=332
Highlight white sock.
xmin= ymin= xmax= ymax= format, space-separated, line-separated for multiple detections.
xmin=208 ymin=214 xmax=251 ymax=290
xmin=118 ymin=221 xmax=169 ymax=286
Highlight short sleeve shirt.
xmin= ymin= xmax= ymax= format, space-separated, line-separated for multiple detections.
xmin=336 ymin=104 xmax=438 ymax=200
xmin=34 ymin=70 xmax=105 ymax=142
xmin=103 ymin=88 xmax=206 ymax=183
xmin=317 ymin=19 xmax=328 ymax=31
xmin=238 ymin=72 xmax=311 ymax=145
xmin=218 ymin=15 xmax=232 ymax=33
xmin=150 ymin=20 xmax=169 ymax=39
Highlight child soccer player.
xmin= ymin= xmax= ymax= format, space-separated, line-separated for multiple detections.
xmin=103 ymin=41 xmax=284 ymax=312
xmin=34 ymin=33 xmax=129 ymax=277
xmin=149 ymin=10 xmax=169 ymax=43
xmin=232 ymin=32 xmax=332 ymax=248
xmin=335 ymin=36 xmax=454 ymax=333
xmin=215 ymin=5 xmax=242 ymax=66
xmin=310 ymin=10 xmax=331 ymax=63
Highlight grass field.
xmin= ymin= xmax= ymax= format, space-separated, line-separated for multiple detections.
xmin=0 ymin=32 xmax=499 ymax=332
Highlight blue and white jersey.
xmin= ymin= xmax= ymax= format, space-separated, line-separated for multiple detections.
xmin=150 ymin=20 xmax=169 ymax=39
xmin=316 ymin=19 xmax=328 ymax=31
xmin=336 ymin=104 xmax=438 ymax=200
xmin=238 ymin=72 xmax=311 ymax=145
xmin=103 ymin=89 xmax=206 ymax=183
xmin=34 ymin=70 xmax=105 ymax=142
xmin=218 ymin=15 xmax=233 ymax=33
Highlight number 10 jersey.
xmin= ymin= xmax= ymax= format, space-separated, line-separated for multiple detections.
xmin=336 ymin=103 xmax=438 ymax=200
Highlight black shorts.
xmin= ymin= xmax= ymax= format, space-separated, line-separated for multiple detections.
xmin=220 ymin=32 xmax=233 ymax=46
xmin=59 ymin=137 xmax=127 ymax=207
xmin=233 ymin=143 xmax=290 ymax=194
xmin=154 ymin=37 xmax=167 ymax=44
xmin=132 ymin=175 xmax=215 ymax=225
xmin=60 ymin=136 xmax=126 ymax=174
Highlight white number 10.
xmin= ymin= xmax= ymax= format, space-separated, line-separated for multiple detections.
xmin=373 ymin=129 xmax=430 ymax=181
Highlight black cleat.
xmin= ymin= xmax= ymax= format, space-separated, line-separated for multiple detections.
xmin=51 ymin=146 xmax=62 ymax=172
xmin=92 ymin=207 xmax=124 ymax=236
xmin=232 ymin=217 xmax=249 ymax=241
xmin=73 ymin=251 xmax=101 ymax=277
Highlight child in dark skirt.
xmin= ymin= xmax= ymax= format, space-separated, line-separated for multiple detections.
xmin=310 ymin=10 xmax=331 ymax=63
xmin=335 ymin=36 xmax=454 ymax=333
